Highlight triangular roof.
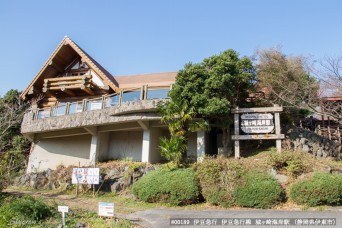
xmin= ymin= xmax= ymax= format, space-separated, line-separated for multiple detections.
xmin=20 ymin=36 xmax=119 ymax=100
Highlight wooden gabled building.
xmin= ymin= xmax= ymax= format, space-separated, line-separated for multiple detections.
xmin=21 ymin=36 xmax=119 ymax=107
xmin=21 ymin=37 xmax=205 ymax=173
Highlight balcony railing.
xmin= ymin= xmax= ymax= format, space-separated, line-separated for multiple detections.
xmin=30 ymin=85 xmax=172 ymax=120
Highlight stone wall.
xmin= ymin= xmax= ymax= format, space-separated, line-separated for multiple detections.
xmin=15 ymin=163 xmax=157 ymax=193
xmin=283 ymin=127 xmax=342 ymax=160
xmin=21 ymin=99 xmax=164 ymax=134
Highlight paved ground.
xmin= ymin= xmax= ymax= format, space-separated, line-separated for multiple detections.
xmin=4 ymin=189 xmax=342 ymax=228
xmin=128 ymin=209 xmax=342 ymax=228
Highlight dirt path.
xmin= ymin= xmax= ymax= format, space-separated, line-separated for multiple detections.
xmin=5 ymin=189 xmax=101 ymax=212
xmin=4 ymin=188 xmax=152 ymax=227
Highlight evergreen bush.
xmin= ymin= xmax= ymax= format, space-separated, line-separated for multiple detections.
xmin=269 ymin=151 xmax=307 ymax=178
xmin=194 ymin=158 xmax=245 ymax=207
xmin=132 ymin=168 xmax=200 ymax=205
xmin=289 ymin=172 xmax=342 ymax=206
xmin=0 ymin=195 xmax=55 ymax=227
xmin=234 ymin=172 xmax=284 ymax=209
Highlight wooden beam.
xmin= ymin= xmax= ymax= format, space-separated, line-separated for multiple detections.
xmin=100 ymin=85 xmax=110 ymax=91
xmin=41 ymin=101 xmax=57 ymax=107
xmin=274 ymin=112 xmax=282 ymax=153
xmin=48 ymin=84 xmax=83 ymax=90
xmin=48 ymin=60 xmax=64 ymax=73
xmin=231 ymin=106 xmax=283 ymax=114
xmin=82 ymin=75 xmax=92 ymax=80
xmin=232 ymin=134 xmax=285 ymax=140
xmin=82 ymin=87 xmax=95 ymax=96
xmin=42 ymin=97 xmax=57 ymax=102
xmin=234 ymin=113 xmax=240 ymax=159
xmin=60 ymin=87 xmax=76 ymax=96
xmin=44 ymin=75 xmax=91 ymax=83
xmin=28 ymin=86 xmax=38 ymax=95
xmin=44 ymin=80 xmax=88 ymax=87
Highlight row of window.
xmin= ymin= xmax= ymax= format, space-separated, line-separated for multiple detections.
xmin=35 ymin=88 xmax=170 ymax=119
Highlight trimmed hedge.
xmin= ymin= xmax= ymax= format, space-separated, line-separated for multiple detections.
xmin=234 ymin=172 xmax=284 ymax=209
xmin=289 ymin=172 xmax=342 ymax=206
xmin=132 ymin=168 xmax=200 ymax=205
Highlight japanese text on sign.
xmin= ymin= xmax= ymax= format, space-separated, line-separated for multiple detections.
xmin=72 ymin=168 xmax=100 ymax=184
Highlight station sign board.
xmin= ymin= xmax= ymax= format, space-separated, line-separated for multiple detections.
xmin=241 ymin=113 xmax=274 ymax=134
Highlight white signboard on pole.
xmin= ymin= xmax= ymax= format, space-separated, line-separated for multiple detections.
xmin=58 ymin=206 xmax=69 ymax=213
xmin=58 ymin=206 xmax=69 ymax=226
xmin=72 ymin=168 xmax=100 ymax=185
xmin=98 ymin=202 xmax=114 ymax=217
xmin=241 ymin=113 xmax=274 ymax=134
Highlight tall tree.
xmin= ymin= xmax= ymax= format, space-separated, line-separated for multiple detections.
xmin=161 ymin=49 xmax=254 ymax=158
xmin=0 ymin=90 xmax=28 ymax=151
xmin=159 ymin=63 xmax=207 ymax=165
xmin=199 ymin=50 xmax=254 ymax=156
xmin=255 ymin=48 xmax=319 ymax=122
xmin=316 ymin=55 xmax=342 ymax=123
xmin=0 ymin=90 xmax=30 ymax=189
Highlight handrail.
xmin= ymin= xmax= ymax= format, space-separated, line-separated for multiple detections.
xmin=31 ymin=84 xmax=172 ymax=120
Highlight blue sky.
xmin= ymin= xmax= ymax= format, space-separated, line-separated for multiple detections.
xmin=1 ymin=0 xmax=342 ymax=96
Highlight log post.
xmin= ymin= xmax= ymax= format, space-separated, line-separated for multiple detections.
xmin=274 ymin=107 xmax=282 ymax=153
xmin=234 ymin=110 xmax=240 ymax=159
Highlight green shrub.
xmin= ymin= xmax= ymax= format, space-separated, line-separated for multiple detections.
xmin=289 ymin=172 xmax=342 ymax=206
xmin=132 ymin=168 xmax=200 ymax=205
xmin=0 ymin=177 xmax=9 ymax=192
xmin=234 ymin=172 xmax=284 ymax=209
xmin=269 ymin=151 xmax=307 ymax=178
xmin=194 ymin=158 xmax=245 ymax=207
xmin=0 ymin=195 xmax=55 ymax=227
xmin=159 ymin=136 xmax=187 ymax=167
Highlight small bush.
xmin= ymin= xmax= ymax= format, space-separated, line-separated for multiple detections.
xmin=269 ymin=151 xmax=307 ymax=178
xmin=234 ymin=172 xmax=284 ymax=209
xmin=289 ymin=172 xmax=342 ymax=206
xmin=0 ymin=195 xmax=55 ymax=227
xmin=0 ymin=177 xmax=9 ymax=192
xmin=159 ymin=136 xmax=187 ymax=167
xmin=194 ymin=158 xmax=245 ymax=207
xmin=132 ymin=168 xmax=200 ymax=205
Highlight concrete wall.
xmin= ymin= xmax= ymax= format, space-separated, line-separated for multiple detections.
xmin=27 ymin=135 xmax=92 ymax=173
xmin=187 ymin=132 xmax=197 ymax=157
xmin=108 ymin=131 xmax=143 ymax=161
xmin=149 ymin=128 xmax=169 ymax=163
xmin=97 ymin=132 xmax=110 ymax=161
xmin=22 ymin=99 xmax=163 ymax=134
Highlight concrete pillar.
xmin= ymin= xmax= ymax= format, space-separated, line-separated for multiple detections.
xmin=97 ymin=132 xmax=109 ymax=162
xmin=197 ymin=131 xmax=205 ymax=162
xmin=89 ymin=135 xmax=98 ymax=166
xmin=142 ymin=130 xmax=151 ymax=162
xmin=149 ymin=128 xmax=163 ymax=163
